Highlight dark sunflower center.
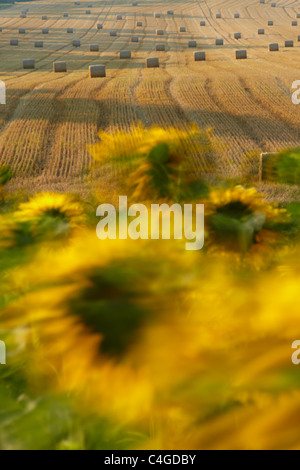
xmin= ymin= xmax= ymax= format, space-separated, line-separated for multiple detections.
xmin=43 ymin=209 xmax=68 ymax=220
xmin=68 ymin=265 xmax=151 ymax=358
xmin=216 ymin=201 xmax=252 ymax=220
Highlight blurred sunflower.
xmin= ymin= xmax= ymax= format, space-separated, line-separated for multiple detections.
xmin=13 ymin=193 xmax=86 ymax=241
xmin=89 ymin=124 xmax=214 ymax=201
xmin=205 ymin=186 xmax=287 ymax=260
xmin=2 ymin=232 xmax=190 ymax=424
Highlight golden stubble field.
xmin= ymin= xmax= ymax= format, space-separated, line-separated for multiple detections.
xmin=1 ymin=0 xmax=300 ymax=193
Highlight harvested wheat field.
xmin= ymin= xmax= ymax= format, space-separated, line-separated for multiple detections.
xmin=0 ymin=0 xmax=300 ymax=193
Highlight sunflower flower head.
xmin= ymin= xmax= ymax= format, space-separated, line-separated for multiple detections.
xmin=205 ymin=186 xmax=288 ymax=257
xmin=14 ymin=193 xmax=86 ymax=241
xmin=89 ymin=124 xmax=214 ymax=201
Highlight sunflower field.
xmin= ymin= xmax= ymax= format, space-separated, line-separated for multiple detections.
xmin=1 ymin=126 xmax=300 ymax=450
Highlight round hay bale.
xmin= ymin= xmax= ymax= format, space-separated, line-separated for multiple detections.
xmin=19 ymin=29 xmax=25 ymax=34
xmin=20 ymin=14 xmax=26 ymax=18
xmin=234 ymin=32 xmax=242 ymax=39
xmin=63 ymin=13 xmax=69 ymax=18
xmin=146 ymin=57 xmax=159 ymax=68
xmin=67 ymin=28 xmax=74 ymax=33
xmin=23 ymin=58 xmax=35 ymax=69
xmin=167 ymin=10 xmax=174 ymax=15
xmin=188 ymin=40 xmax=197 ymax=48
xmin=53 ymin=62 xmax=67 ymax=73
xmin=42 ymin=16 xmax=48 ymax=20
xmin=271 ymin=2 xmax=276 ymax=6
xmin=194 ymin=51 xmax=206 ymax=61
xmin=297 ymin=14 xmax=300 ymax=19
xmin=97 ymin=24 xmax=103 ymax=29
xmin=73 ymin=39 xmax=81 ymax=47
xmin=285 ymin=40 xmax=294 ymax=47
xmin=216 ymin=38 xmax=224 ymax=45
xmin=269 ymin=43 xmax=279 ymax=51
xmin=154 ymin=13 xmax=161 ymax=18
xmin=89 ymin=65 xmax=106 ymax=78
xmin=258 ymin=29 xmax=265 ymax=35
xmin=216 ymin=13 xmax=221 ymax=19
xmin=137 ymin=21 xmax=142 ymax=27
xmin=236 ymin=50 xmax=247 ymax=60
xmin=200 ymin=21 xmax=206 ymax=26
xmin=131 ymin=36 xmax=139 ymax=42
xmin=179 ymin=26 xmax=186 ymax=32
xmin=35 ymin=41 xmax=44 ymax=48
xmin=117 ymin=15 xmax=122 ymax=20
xmin=268 ymin=21 xmax=274 ymax=26
xmin=86 ymin=10 xmax=91 ymax=14
xmin=234 ymin=13 xmax=240 ymax=18
xmin=90 ymin=44 xmax=99 ymax=51
xmin=10 ymin=39 xmax=18 ymax=46
xmin=156 ymin=43 xmax=165 ymax=51
xmin=110 ymin=30 xmax=117 ymax=36
xmin=120 ymin=50 xmax=131 ymax=59
xmin=156 ymin=29 xmax=164 ymax=36
xmin=42 ymin=29 xmax=49 ymax=34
